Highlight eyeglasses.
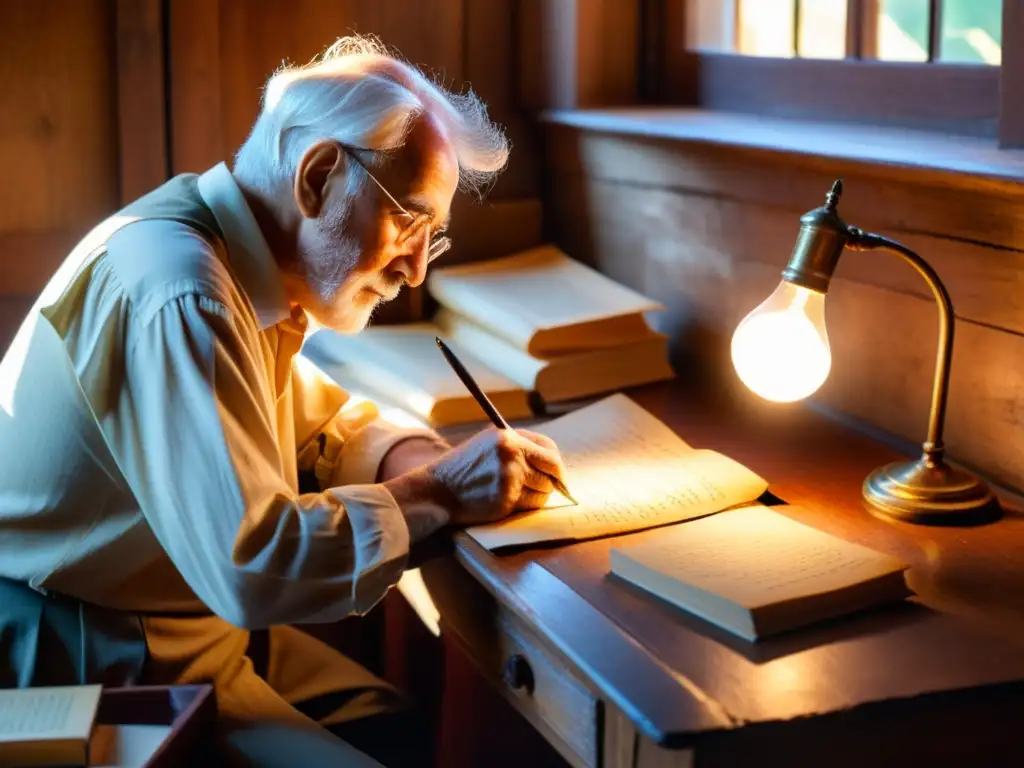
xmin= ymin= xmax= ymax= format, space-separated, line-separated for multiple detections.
xmin=343 ymin=147 xmax=452 ymax=264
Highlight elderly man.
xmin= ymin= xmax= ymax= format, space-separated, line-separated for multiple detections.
xmin=0 ymin=36 xmax=566 ymax=766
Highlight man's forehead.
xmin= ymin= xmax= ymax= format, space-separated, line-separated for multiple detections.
xmin=379 ymin=113 xmax=458 ymax=221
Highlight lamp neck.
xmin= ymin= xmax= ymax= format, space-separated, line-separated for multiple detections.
xmin=846 ymin=228 xmax=954 ymax=467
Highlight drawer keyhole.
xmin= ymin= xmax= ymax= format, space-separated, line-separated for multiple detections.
xmin=502 ymin=653 xmax=535 ymax=695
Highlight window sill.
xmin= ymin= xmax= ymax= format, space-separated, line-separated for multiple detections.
xmin=541 ymin=108 xmax=1024 ymax=193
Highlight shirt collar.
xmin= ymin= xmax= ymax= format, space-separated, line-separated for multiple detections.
xmin=197 ymin=162 xmax=292 ymax=329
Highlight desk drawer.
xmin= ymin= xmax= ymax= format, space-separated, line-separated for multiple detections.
xmin=420 ymin=556 xmax=602 ymax=767
xmin=489 ymin=609 xmax=601 ymax=768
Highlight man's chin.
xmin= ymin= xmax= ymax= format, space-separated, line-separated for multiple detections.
xmin=327 ymin=312 xmax=373 ymax=334
xmin=310 ymin=289 xmax=398 ymax=334
xmin=305 ymin=304 xmax=371 ymax=335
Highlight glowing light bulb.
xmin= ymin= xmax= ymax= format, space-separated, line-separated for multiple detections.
xmin=731 ymin=281 xmax=831 ymax=403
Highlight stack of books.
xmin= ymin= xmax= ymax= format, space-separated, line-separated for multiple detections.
xmin=301 ymin=245 xmax=675 ymax=427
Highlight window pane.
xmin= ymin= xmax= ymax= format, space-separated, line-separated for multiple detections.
xmin=939 ymin=0 xmax=1002 ymax=64
xmin=877 ymin=0 xmax=929 ymax=61
xmin=738 ymin=0 xmax=796 ymax=57
xmin=686 ymin=0 xmax=736 ymax=52
xmin=798 ymin=0 xmax=848 ymax=59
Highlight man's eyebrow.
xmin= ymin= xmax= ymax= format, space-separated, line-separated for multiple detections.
xmin=404 ymin=198 xmax=450 ymax=231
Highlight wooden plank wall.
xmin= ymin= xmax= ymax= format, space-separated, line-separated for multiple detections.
xmin=0 ymin=0 xmax=546 ymax=348
xmin=0 ymin=0 xmax=120 ymax=352
xmin=545 ymin=125 xmax=1024 ymax=496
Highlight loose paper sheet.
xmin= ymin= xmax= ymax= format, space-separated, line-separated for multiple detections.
xmin=466 ymin=394 xmax=768 ymax=550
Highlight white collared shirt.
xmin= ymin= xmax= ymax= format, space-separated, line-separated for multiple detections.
xmin=0 ymin=163 xmax=438 ymax=628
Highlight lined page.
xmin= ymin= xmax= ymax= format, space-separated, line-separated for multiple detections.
xmin=467 ymin=394 xmax=768 ymax=550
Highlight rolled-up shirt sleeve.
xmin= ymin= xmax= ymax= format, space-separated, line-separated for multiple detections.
xmin=100 ymin=292 xmax=408 ymax=629
xmin=290 ymin=353 xmax=450 ymax=490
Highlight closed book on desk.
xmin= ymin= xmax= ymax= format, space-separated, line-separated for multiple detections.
xmin=426 ymin=245 xmax=662 ymax=357
xmin=301 ymin=325 xmax=532 ymax=427
xmin=0 ymin=684 xmax=102 ymax=766
xmin=610 ymin=505 xmax=912 ymax=641
xmin=435 ymin=308 xmax=675 ymax=403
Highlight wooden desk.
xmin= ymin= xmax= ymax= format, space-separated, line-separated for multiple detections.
xmin=418 ymin=380 xmax=1024 ymax=768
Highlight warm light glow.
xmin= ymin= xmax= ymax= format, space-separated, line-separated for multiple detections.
xmin=738 ymin=0 xmax=796 ymax=57
xmin=338 ymin=386 xmax=431 ymax=429
xmin=960 ymin=28 xmax=1001 ymax=65
xmin=731 ymin=281 xmax=831 ymax=403
xmin=878 ymin=11 xmax=928 ymax=61
xmin=397 ymin=569 xmax=441 ymax=637
xmin=798 ymin=0 xmax=848 ymax=60
xmin=1 ymin=216 xmax=141 ymax=418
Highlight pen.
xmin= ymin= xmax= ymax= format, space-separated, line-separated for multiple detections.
xmin=434 ymin=336 xmax=578 ymax=505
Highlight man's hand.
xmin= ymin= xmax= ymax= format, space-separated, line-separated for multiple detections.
xmin=426 ymin=427 xmax=569 ymax=526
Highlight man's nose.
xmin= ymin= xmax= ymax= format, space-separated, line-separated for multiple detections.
xmin=393 ymin=237 xmax=430 ymax=288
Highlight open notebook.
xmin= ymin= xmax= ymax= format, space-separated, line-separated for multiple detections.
xmin=426 ymin=245 xmax=663 ymax=357
xmin=466 ymin=394 xmax=768 ymax=550
xmin=301 ymin=325 xmax=532 ymax=427
xmin=435 ymin=308 xmax=675 ymax=403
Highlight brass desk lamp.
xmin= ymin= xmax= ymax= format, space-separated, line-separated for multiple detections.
xmin=730 ymin=180 xmax=1000 ymax=526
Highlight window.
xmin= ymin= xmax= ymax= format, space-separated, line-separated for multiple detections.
xmin=656 ymin=0 xmax=1019 ymax=143
xmin=690 ymin=0 xmax=1002 ymax=64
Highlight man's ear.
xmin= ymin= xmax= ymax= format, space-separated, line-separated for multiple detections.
xmin=294 ymin=141 xmax=345 ymax=219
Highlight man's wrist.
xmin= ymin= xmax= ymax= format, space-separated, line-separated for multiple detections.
xmin=382 ymin=466 xmax=454 ymax=542
xmin=377 ymin=436 xmax=449 ymax=482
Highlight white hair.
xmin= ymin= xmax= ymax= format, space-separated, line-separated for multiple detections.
xmin=233 ymin=35 xmax=509 ymax=197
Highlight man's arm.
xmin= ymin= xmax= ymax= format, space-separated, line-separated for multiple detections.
xmin=99 ymin=292 xmax=437 ymax=629
xmin=290 ymin=353 xmax=453 ymax=541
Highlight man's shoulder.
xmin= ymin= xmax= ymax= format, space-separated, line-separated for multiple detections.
xmin=104 ymin=218 xmax=243 ymax=319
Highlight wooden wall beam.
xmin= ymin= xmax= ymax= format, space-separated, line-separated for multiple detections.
xmin=463 ymin=0 xmax=538 ymax=199
xmin=667 ymin=54 xmax=999 ymax=138
xmin=545 ymin=126 xmax=1024 ymax=252
xmin=0 ymin=231 xmax=85 ymax=296
xmin=168 ymin=0 xmax=223 ymax=173
xmin=999 ymin=0 xmax=1024 ymax=148
xmin=116 ymin=0 xmax=169 ymax=202
xmin=519 ymin=0 xmax=640 ymax=110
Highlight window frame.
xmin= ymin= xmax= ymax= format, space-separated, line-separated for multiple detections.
xmin=646 ymin=0 xmax=1023 ymax=146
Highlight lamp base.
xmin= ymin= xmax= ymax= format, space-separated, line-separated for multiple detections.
xmin=863 ymin=458 xmax=1001 ymax=526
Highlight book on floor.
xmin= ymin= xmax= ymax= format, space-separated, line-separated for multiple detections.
xmin=0 ymin=684 xmax=102 ymax=766
xmin=465 ymin=393 xmax=768 ymax=550
xmin=426 ymin=245 xmax=663 ymax=357
xmin=609 ymin=505 xmax=912 ymax=641
xmin=434 ymin=307 xmax=675 ymax=404
xmin=302 ymin=324 xmax=533 ymax=427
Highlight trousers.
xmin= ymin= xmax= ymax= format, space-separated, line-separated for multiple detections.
xmin=0 ymin=577 xmax=425 ymax=767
